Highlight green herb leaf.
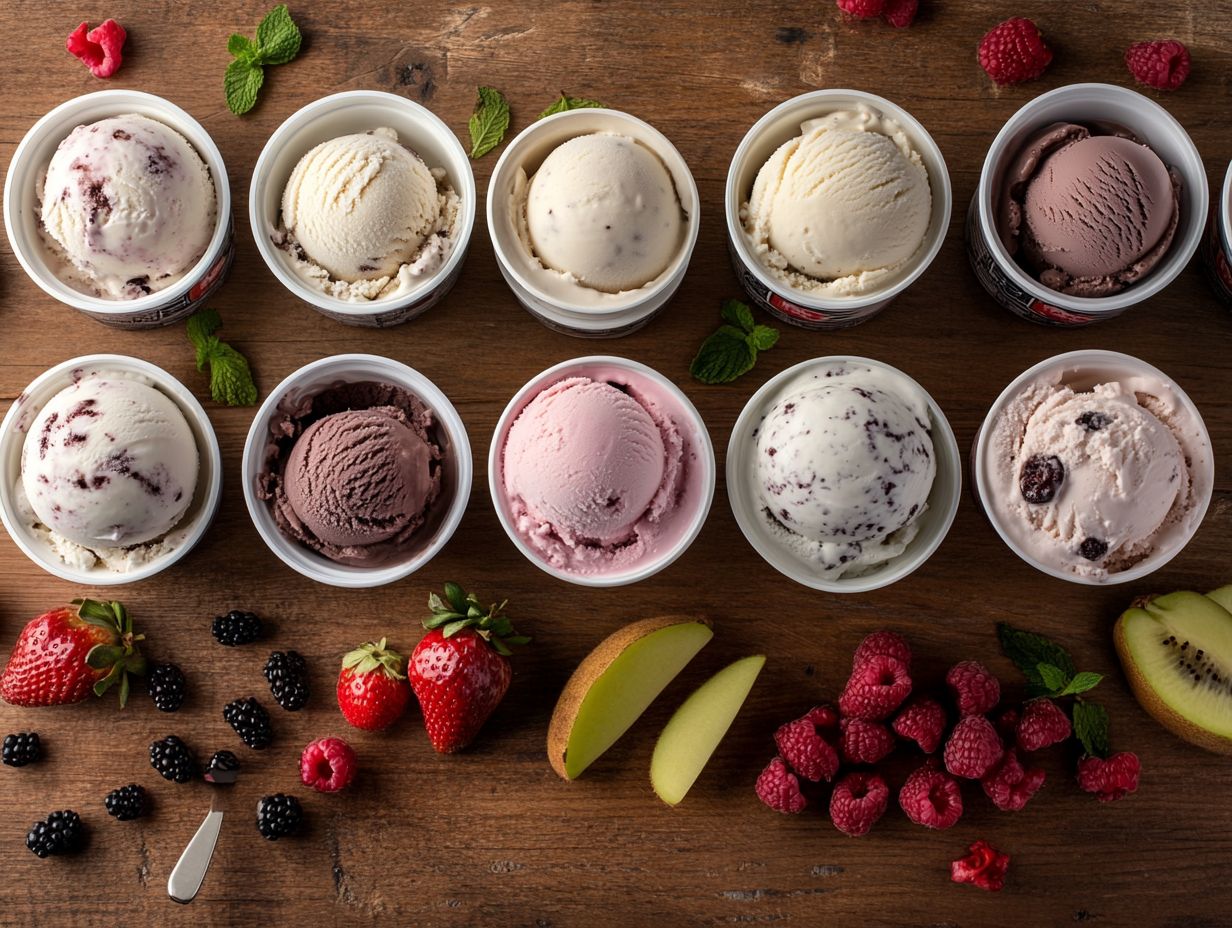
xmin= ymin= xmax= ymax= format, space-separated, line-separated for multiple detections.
xmin=1036 ymin=662 xmax=1069 ymax=695
xmin=997 ymin=623 xmax=1077 ymax=694
xmin=186 ymin=309 xmax=258 ymax=406
xmin=228 ymin=34 xmax=256 ymax=58
xmin=224 ymin=58 xmax=265 ymax=116
xmin=1060 ymin=671 xmax=1104 ymax=696
xmin=538 ymin=92 xmax=605 ymax=120
xmin=690 ymin=327 xmax=756 ymax=385
xmin=720 ymin=299 xmax=756 ymax=333
xmin=468 ymin=86 xmax=511 ymax=159
xmin=747 ymin=324 xmax=780 ymax=351
xmin=254 ymin=4 xmax=302 ymax=65
xmin=1072 ymin=699 xmax=1111 ymax=758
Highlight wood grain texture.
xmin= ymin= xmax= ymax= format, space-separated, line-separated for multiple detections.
xmin=2 ymin=1 xmax=1231 ymax=925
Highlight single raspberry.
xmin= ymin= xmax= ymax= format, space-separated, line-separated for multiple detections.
xmin=945 ymin=661 xmax=1000 ymax=717
xmin=840 ymin=718 xmax=896 ymax=765
xmin=838 ymin=654 xmax=912 ymax=721
xmin=978 ymin=18 xmax=1052 ymax=85
xmin=1016 ymin=698 xmax=1072 ymax=752
xmin=994 ymin=707 xmax=1020 ymax=743
xmin=1125 ymin=40 xmax=1191 ymax=91
xmin=299 ymin=737 xmax=357 ymax=793
xmin=892 ymin=697 xmax=947 ymax=754
xmin=882 ymin=0 xmax=918 ymax=28
xmin=852 ymin=630 xmax=912 ymax=669
xmin=774 ymin=707 xmax=841 ymax=782
xmin=899 ymin=763 xmax=963 ymax=829
xmin=829 ymin=771 xmax=889 ymax=837
xmin=951 ymin=840 xmax=1010 ymax=892
xmin=980 ymin=748 xmax=1046 ymax=811
xmin=1076 ymin=752 xmax=1140 ymax=802
xmin=943 ymin=716 xmax=1002 ymax=779
xmin=66 ymin=19 xmax=127 ymax=79
xmin=836 ymin=0 xmax=886 ymax=18
xmin=755 ymin=756 xmax=807 ymax=814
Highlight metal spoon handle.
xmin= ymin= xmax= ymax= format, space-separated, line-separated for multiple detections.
xmin=167 ymin=809 xmax=224 ymax=904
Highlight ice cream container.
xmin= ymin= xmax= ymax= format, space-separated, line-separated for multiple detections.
xmin=3 ymin=91 xmax=234 ymax=329
xmin=242 ymin=354 xmax=471 ymax=588
xmin=967 ymin=84 xmax=1208 ymax=326
xmin=490 ymin=356 xmax=715 ymax=586
xmin=487 ymin=109 xmax=700 ymax=338
xmin=726 ymin=90 xmax=951 ymax=331
xmin=727 ymin=356 xmax=960 ymax=593
xmin=0 ymin=355 xmax=222 ymax=585
xmin=250 ymin=91 xmax=476 ymax=328
xmin=1202 ymin=160 xmax=1232 ymax=306
xmin=973 ymin=350 xmax=1213 ymax=585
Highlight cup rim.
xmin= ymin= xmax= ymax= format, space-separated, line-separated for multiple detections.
xmin=248 ymin=90 xmax=477 ymax=318
xmin=240 ymin=353 xmax=472 ymax=589
xmin=487 ymin=355 xmax=716 ymax=588
xmin=0 ymin=354 xmax=223 ymax=585
xmin=724 ymin=89 xmax=953 ymax=312
xmin=726 ymin=355 xmax=961 ymax=593
xmin=1222 ymin=160 xmax=1232 ymax=250
xmin=972 ymin=349 xmax=1215 ymax=586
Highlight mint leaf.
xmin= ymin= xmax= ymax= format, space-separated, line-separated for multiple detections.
xmin=468 ymin=86 xmax=510 ymax=159
xmin=538 ymin=92 xmax=605 ymax=120
xmin=997 ymin=623 xmax=1077 ymax=695
xmin=186 ymin=309 xmax=258 ymax=406
xmin=228 ymin=34 xmax=255 ymax=58
xmin=254 ymin=4 xmax=302 ymax=65
xmin=224 ymin=58 xmax=264 ymax=116
xmin=1036 ymin=662 xmax=1069 ymax=695
xmin=1072 ymin=699 xmax=1111 ymax=758
xmin=690 ymin=328 xmax=756 ymax=385
xmin=721 ymin=298 xmax=755 ymax=333
xmin=748 ymin=324 xmax=779 ymax=351
xmin=1061 ymin=671 xmax=1104 ymax=697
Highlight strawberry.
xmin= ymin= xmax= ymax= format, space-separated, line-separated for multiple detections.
xmin=336 ymin=638 xmax=411 ymax=731
xmin=0 ymin=599 xmax=145 ymax=708
xmin=408 ymin=583 xmax=529 ymax=754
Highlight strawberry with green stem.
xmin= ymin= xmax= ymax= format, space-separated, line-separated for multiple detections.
xmin=337 ymin=638 xmax=411 ymax=732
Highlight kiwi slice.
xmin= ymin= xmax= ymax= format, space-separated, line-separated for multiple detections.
xmin=1113 ymin=590 xmax=1232 ymax=755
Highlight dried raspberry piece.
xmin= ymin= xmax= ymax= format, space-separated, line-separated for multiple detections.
xmin=946 ymin=661 xmax=1000 ymax=717
xmin=838 ymin=654 xmax=912 ymax=721
xmin=829 ymin=771 xmax=889 ymax=837
xmin=980 ymin=748 xmax=1045 ymax=811
xmin=774 ymin=707 xmax=841 ymax=783
xmin=899 ymin=763 xmax=963 ymax=829
xmin=755 ymin=756 xmax=807 ymax=814
xmin=839 ymin=718 xmax=896 ymax=765
xmin=892 ymin=697 xmax=947 ymax=754
xmin=978 ymin=18 xmax=1052 ymax=86
xmin=1076 ymin=752 xmax=1140 ymax=802
xmin=1125 ymin=39 xmax=1191 ymax=91
xmin=1016 ymin=698 xmax=1072 ymax=751
xmin=943 ymin=716 xmax=1002 ymax=779
xmin=951 ymin=840 xmax=1010 ymax=891
xmin=836 ymin=0 xmax=885 ymax=18
xmin=882 ymin=0 xmax=918 ymax=28
xmin=66 ymin=19 xmax=127 ymax=79
xmin=852 ymin=631 xmax=912 ymax=669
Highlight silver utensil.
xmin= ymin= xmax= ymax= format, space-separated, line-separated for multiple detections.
xmin=167 ymin=803 xmax=224 ymax=904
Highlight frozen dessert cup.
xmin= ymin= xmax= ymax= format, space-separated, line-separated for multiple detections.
xmin=967 ymin=83 xmax=1208 ymax=326
xmin=250 ymin=91 xmax=476 ymax=328
xmin=490 ymin=357 xmax=715 ymax=586
xmin=973 ymin=350 xmax=1213 ymax=585
xmin=0 ymin=355 xmax=222 ymax=585
xmin=727 ymin=357 xmax=960 ymax=593
xmin=242 ymin=354 xmax=471 ymax=588
xmin=3 ymin=91 xmax=233 ymax=328
xmin=487 ymin=109 xmax=700 ymax=337
xmin=1202 ymin=160 xmax=1232 ymax=306
xmin=726 ymin=90 xmax=951 ymax=331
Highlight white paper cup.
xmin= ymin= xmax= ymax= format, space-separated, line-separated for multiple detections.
xmin=725 ymin=90 xmax=951 ymax=331
xmin=487 ymin=110 xmax=700 ymax=338
xmin=250 ymin=91 xmax=476 ymax=328
xmin=972 ymin=350 xmax=1214 ymax=585
xmin=727 ymin=357 xmax=960 ymax=593
xmin=967 ymin=83 xmax=1208 ymax=326
xmin=1202 ymin=160 xmax=1232 ymax=306
xmin=3 ymin=91 xmax=234 ymax=329
xmin=0 ymin=355 xmax=222 ymax=585
xmin=489 ymin=356 xmax=715 ymax=586
xmin=242 ymin=354 xmax=471 ymax=588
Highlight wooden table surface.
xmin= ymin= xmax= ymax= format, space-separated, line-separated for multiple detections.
xmin=2 ymin=1 xmax=1231 ymax=925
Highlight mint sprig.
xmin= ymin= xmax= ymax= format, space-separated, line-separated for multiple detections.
xmin=1072 ymin=699 xmax=1111 ymax=759
xmin=690 ymin=299 xmax=779 ymax=385
xmin=468 ymin=86 xmax=510 ymax=159
xmin=224 ymin=5 xmax=302 ymax=116
xmin=186 ymin=309 xmax=258 ymax=406
xmin=996 ymin=623 xmax=1080 ymax=697
xmin=538 ymin=92 xmax=605 ymax=120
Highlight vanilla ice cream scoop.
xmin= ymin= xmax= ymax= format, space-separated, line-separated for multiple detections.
xmin=524 ymin=133 xmax=683 ymax=293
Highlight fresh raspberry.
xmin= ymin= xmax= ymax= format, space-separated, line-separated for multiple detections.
xmin=1076 ymin=752 xmax=1140 ymax=802
xmin=836 ymin=0 xmax=886 ymax=18
xmin=978 ymin=18 xmax=1052 ymax=85
xmin=981 ymin=748 xmax=1046 ymax=811
xmin=839 ymin=654 xmax=912 ymax=721
xmin=299 ymin=736 xmax=358 ymax=793
xmin=1016 ymin=698 xmax=1071 ymax=751
xmin=994 ymin=707 xmax=1020 ymax=743
xmin=775 ymin=707 xmax=841 ymax=782
xmin=829 ymin=771 xmax=890 ymax=837
xmin=755 ymin=756 xmax=807 ymax=814
xmin=882 ymin=0 xmax=918 ymax=28
xmin=1125 ymin=40 xmax=1191 ymax=91
xmin=946 ymin=661 xmax=1000 ymax=717
xmin=66 ymin=20 xmax=127 ymax=79
xmin=892 ymin=697 xmax=947 ymax=754
xmin=899 ymin=763 xmax=963 ymax=829
xmin=951 ymin=840 xmax=1010 ymax=892
xmin=943 ymin=716 xmax=1002 ymax=779
xmin=839 ymin=718 xmax=896 ymax=765
xmin=852 ymin=631 xmax=912 ymax=669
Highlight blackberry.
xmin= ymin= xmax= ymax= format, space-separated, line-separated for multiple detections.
xmin=3 ymin=732 xmax=41 ymax=767
xmin=204 ymin=750 xmax=241 ymax=784
xmin=223 ymin=697 xmax=273 ymax=749
xmin=256 ymin=793 xmax=303 ymax=840
xmin=104 ymin=784 xmax=147 ymax=821
xmin=147 ymin=663 xmax=187 ymax=712
xmin=26 ymin=810 xmax=85 ymax=858
xmin=1019 ymin=454 xmax=1064 ymax=504
xmin=264 ymin=650 xmax=310 ymax=711
xmin=149 ymin=735 xmax=197 ymax=783
xmin=212 ymin=610 xmax=263 ymax=646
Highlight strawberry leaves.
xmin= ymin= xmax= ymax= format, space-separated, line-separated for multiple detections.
xmin=425 ymin=583 xmax=530 ymax=656
xmin=72 ymin=599 xmax=145 ymax=707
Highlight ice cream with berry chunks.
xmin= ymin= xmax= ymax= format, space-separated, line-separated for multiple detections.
xmin=38 ymin=114 xmax=217 ymax=300
xmin=996 ymin=122 xmax=1181 ymax=297
xmin=752 ymin=361 xmax=935 ymax=577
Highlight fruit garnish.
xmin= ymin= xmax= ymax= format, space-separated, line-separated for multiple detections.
xmin=978 ymin=17 xmax=1052 ymax=86
xmin=147 ymin=663 xmax=187 ymax=712
xmin=256 ymin=794 xmax=302 ymax=840
xmin=149 ymin=736 xmax=197 ymax=783
xmin=104 ymin=784 xmax=147 ymax=821
xmin=212 ymin=610 xmax=263 ymax=646
xmin=1125 ymin=39 xmax=1191 ymax=91
xmin=951 ymin=840 xmax=1010 ymax=891
xmin=66 ymin=19 xmax=126 ymax=78
xmin=829 ymin=771 xmax=890 ymax=836
xmin=300 ymin=737 xmax=357 ymax=793
xmin=204 ymin=750 xmax=241 ymax=785
xmin=223 ymin=697 xmax=273 ymax=750
xmin=264 ymin=650 xmax=309 ymax=711
xmin=2 ymin=732 xmax=41 ymax=767
xmin=755 ymin=756 xmax=807 ymax=814
xmin=26 ymin=811 xmax=85 ymax=858
xmin=337 ymin=639 xmax=410 ymax=732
